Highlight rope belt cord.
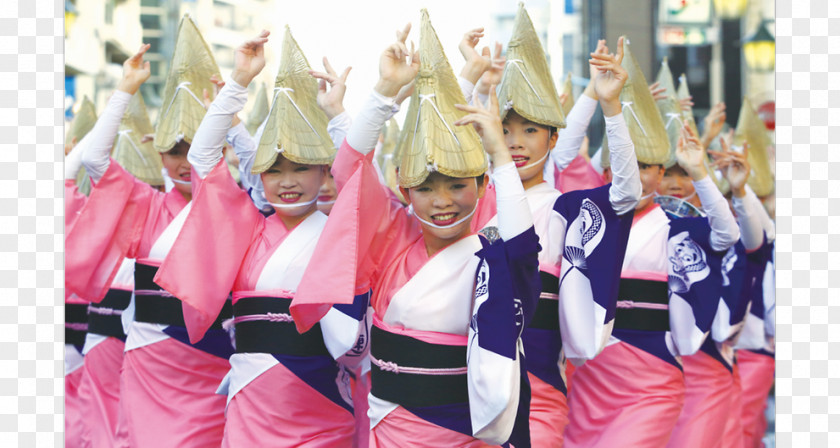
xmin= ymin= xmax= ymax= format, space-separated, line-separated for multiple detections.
xmin=65 ymin=322 xmax=88 ymax=331
xmin=134 ymin=289 xmax=176 ymax=298
xmin=87 ymin=306 xmax=124 ymax=316
xmin=233 ymin=312 xmax=294 ymax=324
xmin=370 ymin=354 xmax=468 ymax=376
xmin=616 ymin=300 xmax=669 ymax=310
xmin=621 ymin=101 xmax=648 ymax=136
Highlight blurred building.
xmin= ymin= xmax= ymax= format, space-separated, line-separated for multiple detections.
xmin=65 ymin=0 xmax=278 ymax=127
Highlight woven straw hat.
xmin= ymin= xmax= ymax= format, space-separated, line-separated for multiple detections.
xmin=497 ymin=2 xmax=566 ymax=129
xmin=676 ymin=73 xmax=730 ymax=193
xmin=253 ymin=26 xmax=335 ymax=173
xmin=654 ymin=59 xmax=683 ymax=169
xmin=67 ymin=96 xmax=98 ymax=194
xmin=246 ymin=83 xmax=270 ymax=136
xmin=153 ymin=14 xmax=221 ymax=153
xmin=615 ymin=37 xmax=670 ymax=166
xmin=733 ymin=97 xmax=774 ymax=196
xmin=561 ymin=71 xmax=575 ymax=117
xmin=395 ymin=9 xmax=487 ymax=188
xmin=65 ymin=96 xmax=96 ymax=146
xmin=113 ymin=92 xmax=165 ymax=186
xmin=378 ymin=118 xmax=406 ymax=204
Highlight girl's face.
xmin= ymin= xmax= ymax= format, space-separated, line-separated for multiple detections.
xmin=260 ymin=155 xmax=327 ymax=223
xmin=317 ymin=169 xmax=337 ymax=215
xmin=502 ymin=110 xmax=558 ymax=189
xmin=161 ymin=141 xmax=192 ymax=199
xmin=401 ymin=172 xmax=486 ymax=252
xmin=658 ymin=165 xmax=696 ymax=200
xmin=637 ymin=162 xmax=665 ymax=211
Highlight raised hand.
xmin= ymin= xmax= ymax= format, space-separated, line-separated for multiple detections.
xmin=64 ymin=136 xmax=77 ymax=156
xmin=458 ymin=27 xmax=491 ymax=84
xmin=453 ymin=85 xmax=509 ymax=166
xmin=675 ymin=120 xmax=708 ymax=181
xmin=700 ymin=102 xmax=726 ymax=149
xmin=309 ymin=57 xmax=351 ymax=120
xmin=475 ymin=42 xmax=505 ymax=96
xmin=231 ymin=30 xmax=270 ymax=87
xmin=648 ymin=81 xmax=667 ymax=101
xmin=117 ymin=43 xmax=152 ymax=95
xmin=708 ymin=137 xmax=750 ymax=197
xmin=582 ymin=39 xmax=606 ymax=100
xmin=559 ymin=92 xmax=569 ymax=107
xmin=375 ymin=23 xmax=420 ymax=98
xmin=679 ymin=95 xmax=694 ymax=111
xmin=589 ymin=36 xmax=628 ymax=117
xmin=202 ymin=74 xmax=240 ymax=126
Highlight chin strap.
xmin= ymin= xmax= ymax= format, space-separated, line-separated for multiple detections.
xmin=640 ymin=191 xmax=656 ymax=201
xmin=260 ymin=191 xmax=318 ymax=209
xmin=170 ymin=178 xmax=191 ymax=186
xmin=408 ymin=202 xmax=478 ymax=230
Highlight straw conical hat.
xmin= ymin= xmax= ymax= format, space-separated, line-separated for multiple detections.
xmin=253 ymin=26 xmax=335 ymax=173
xmin=615 ymin=37 xmax=670 ymax=165
xmin=65 ymin=96 xmax=97 ymax=146
xmin=379 ymin=118 xmax=406 ymax=203
xmin=677 ymin=73 xmax=729 ymax=193
xmin=67 ymin=96 xmax=97 ymax=195
xmin=733 ymin=97 xmax=774 ymax=196
xmin=246 ymin=83 xmax=270 ymax=135
xmin=497 ymin=3 xmax=566 ymax=129
xmin=561 ymin=71 xmax=575 ymax=117
xmin=395 ymin=9 xmax=487 ymax=188
xmin=654 ymin=58 xmax=677 ymax=109
xmin=153 ymin=14 xmax=221 ymax=153
xmin=676 ymin=73 xmax=700 ymax=138
xmin=112 ymin=92 xmax=165 ymax=186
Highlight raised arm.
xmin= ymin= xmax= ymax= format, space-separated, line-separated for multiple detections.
xmin=188 ymin=30 xmax=268 ymax=179
xmin=457 ymin=28 xmax=492 ymax=104
xmin=81 ymin=44 xmax=151 ymax=182
xmin=676 ymin=121 xmax=740 ymax=251
xmin=589 ymin=36 xmax=641 ymax=215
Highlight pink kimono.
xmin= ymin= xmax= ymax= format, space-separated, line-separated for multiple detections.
xmin=292 ymin=128 xmax=543 ymax=447
xmin=65 ymin=160 xmax=232 ymax=448
xmin=154 ymin=159 xmax=359 ymax=447
xmin=64 ymin=179 xmax=89 ymax=448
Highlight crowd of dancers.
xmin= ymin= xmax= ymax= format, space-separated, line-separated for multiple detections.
xmin=64 ymin=4 xmax=775 ymax=447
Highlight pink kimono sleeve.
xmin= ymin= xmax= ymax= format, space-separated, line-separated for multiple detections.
xmin=65 ymin=160 xmax=155 ymax=302
xmin=292 ymin=140 xmax=414 ymax=333
xmin=64 ymin=180 xmax=88 ymax=235
xmin=155 ymin=159 xmax=262 ymax=343
xmin=555 ymin=154 xmax=606 ymax=193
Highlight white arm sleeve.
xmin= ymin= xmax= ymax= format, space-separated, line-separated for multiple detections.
xmin=64 ymin=134 xmax=88 ymax=180
xmin=458 ymin=76 xmax=475 ymax=106
xmin=327 ymin=111 xmax=353 ymax=150
xmin=345 ymin=91 xmax=396 ymax=156
xmin=694 ymin=175 xmax=740 ymax=251
xmin=590 ymin=146 xmax=604 ymax=175
xmin=492 ymin=161 xmax=532 ymax=241
xmin=731 ymin=185 xmax=767 ymax=251
xmin=188 ymin=79 xmax=249 ymax=178
xmin=79 ymin=91 xmax=132 ymax=182
xmin=552 ymin=94 xmax=598 ymax=172
xmin=604 ymin=113 xmax=642 ymax=215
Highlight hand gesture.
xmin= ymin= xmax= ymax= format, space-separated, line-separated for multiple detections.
xmin=475 ymin=42 xmax=504 ymax=96
xmin=117 ymin=44 xmax=152 ymax=95
xmin=64 ymin=136 xmax=77 ymax=156
xmin=648 ymin=81 xmax=667 ymax=101
xmin=375 ymin=23 xmax=420 ymax=98
xmin=454 ymin=85 xmax=509 ymax=166
xmin=700 ymin=102 xmax=726 ymax=148
xmin=458 ymin=28 xmax=491 ymax=84
xmin=589 ymin=36 xmax=628 ymax=116
xmin=675 ymin=120 xmax=708 ymax=180
xmin=231 ymin=30 xmax=270 ymax=87
xmin=679 ymin=96 xmax=694 ymax=111
xmin=309 ymin=57 xmax=351 ymax=120
xmin=559 ymin=92 xmax=569 ymax=108
xmin=708 ymin=137 xmax=750 ymax=196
